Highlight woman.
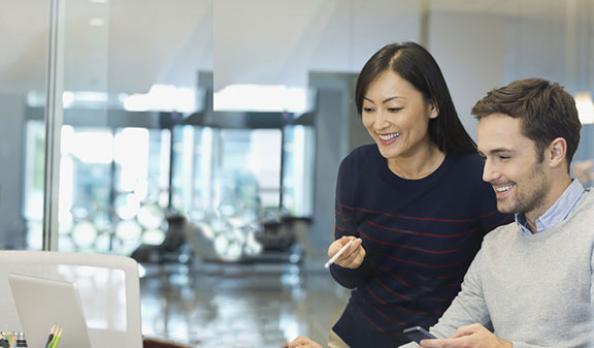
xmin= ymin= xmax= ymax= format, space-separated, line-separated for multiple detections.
xmin=288 ymin=42 xmax=510 ymax=348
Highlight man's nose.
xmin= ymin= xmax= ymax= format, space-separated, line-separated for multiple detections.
xmin=482 ymin=159 xmax=499 ymax=183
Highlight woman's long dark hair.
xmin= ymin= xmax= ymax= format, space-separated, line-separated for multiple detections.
xmin=355 ymin=42 xmax=476 ymax=154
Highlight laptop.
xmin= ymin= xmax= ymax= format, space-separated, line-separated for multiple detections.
xmin=8 ymin=273 xmax=93 ymax=348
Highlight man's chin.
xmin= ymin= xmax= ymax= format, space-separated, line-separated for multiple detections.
xmin=496 ymin=202 xmax=516 ymax=215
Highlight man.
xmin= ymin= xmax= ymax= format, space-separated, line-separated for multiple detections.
xmin=404 ymin=78 xmax=594 ymax=348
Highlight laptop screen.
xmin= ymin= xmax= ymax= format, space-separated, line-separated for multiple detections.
xmin=8 ymin=273 xmax=93 ymax=348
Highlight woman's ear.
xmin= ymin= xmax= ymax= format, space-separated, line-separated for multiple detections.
xmin=429 ymin=102 xmax=439 ymax=119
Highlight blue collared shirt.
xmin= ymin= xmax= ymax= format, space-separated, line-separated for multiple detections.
xmin=515 ymin=179 xmax=586 ymax=235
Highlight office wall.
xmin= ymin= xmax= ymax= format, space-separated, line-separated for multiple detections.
xmin=428 ymin=11 xmax=506 ymax=139
xmin=428 ymin=3 xmax=581 ymax=139
xmin=213 ymin=0 xmax=420 ymax=90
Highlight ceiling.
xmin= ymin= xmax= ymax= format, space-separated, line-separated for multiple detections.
xmin=0 ymin=0 xmax=581 ymax=98
xmin=0 ymin=0 xmax=213 ymax=95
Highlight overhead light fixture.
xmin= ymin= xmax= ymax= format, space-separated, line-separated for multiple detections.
xmin=89 ymin=18 xmax=105 ymax=27
xmin=213 ymin=84 xmax=310 ymax=113
xmin=61 ymin=91 xmax=108 ymax=109
xmin=575 ymin=92 xmax=594 ymax=125
xmin=90 ymin=0 xmax=108 ymax=3
xmin=121 ymin=84 xmax=197 ymax=113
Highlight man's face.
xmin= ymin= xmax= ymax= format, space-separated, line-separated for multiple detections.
xmin=477 ymin=113 xmax=551 ymax=220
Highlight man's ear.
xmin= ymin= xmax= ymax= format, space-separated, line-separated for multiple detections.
xmin=547 ymin=137 xmax=567 ymax=168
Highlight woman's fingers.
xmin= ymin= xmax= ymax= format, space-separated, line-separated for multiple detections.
xmin=327 ymin=236 xmax=366 ymax=269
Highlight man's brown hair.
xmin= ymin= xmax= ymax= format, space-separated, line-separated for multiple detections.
xmin=472 ymin=78 xmax=581 ymax=165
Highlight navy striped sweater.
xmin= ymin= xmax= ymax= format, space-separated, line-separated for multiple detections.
xmin=330 ymin=144 xmax=511 ymax=347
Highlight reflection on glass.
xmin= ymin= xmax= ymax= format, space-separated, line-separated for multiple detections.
xmin=141 ymin=229 xmax=166 ymax=246
xmin=137 ymin=204 xmax=164 ymax=230
xmin=170 ymin=127 xmax=289 ymax=261
xmin=55 ymin=265 xmax=127 ymax=331
xmin=282 ymin=125 xmax=314 ymax=217
xmin=72 ymin=220 xmax=99 ymax=249
xmin=24 ymin=121 xmax=47 ymax=249
xmin=37 ymin=126 xmax=173 ymax=254
xmin=218 ymin=129 xmax=282 ymax=211
xmin=115 ymin=220 xmax=143 ymax=242
xmin=115 ymin=194 xmax=141 ymax=220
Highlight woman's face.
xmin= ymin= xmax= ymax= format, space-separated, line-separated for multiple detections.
xmin=361 ymin=70 xmax=438 ymax=160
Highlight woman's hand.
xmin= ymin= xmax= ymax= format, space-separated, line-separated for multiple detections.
xmin=327 ymin=236 xmax=365 ymax=269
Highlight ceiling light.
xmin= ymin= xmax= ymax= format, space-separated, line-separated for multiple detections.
xmin=89 ymin=18 xmax=105 ymax=27
xmin=213 ymin=84 xmax=310 ymax=113
xmin=61 ymin=91 xmax=108 ymax=109
xmin=122 ymin=84 xmax=197 ymax=113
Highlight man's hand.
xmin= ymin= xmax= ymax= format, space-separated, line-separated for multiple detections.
xmin=419 ymin=324 xmax=512 ymax=348
xmin=327 ymin=236 xmax=365 ymax=269
xmin=283 ymin=336 xmax=322 ymax=348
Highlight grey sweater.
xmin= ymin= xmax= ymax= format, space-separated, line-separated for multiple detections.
xmin=401 ymin=190 xmax=594 ymax=348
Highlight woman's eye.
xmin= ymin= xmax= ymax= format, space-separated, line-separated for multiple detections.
xmin=363 ymin=107 xmax=375 ymax=113
xmin=387 ymin=107 xmax=403 ymax=113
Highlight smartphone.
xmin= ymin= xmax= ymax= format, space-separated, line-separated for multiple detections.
xmin=402 ymin=326 xmax=436 ymax=343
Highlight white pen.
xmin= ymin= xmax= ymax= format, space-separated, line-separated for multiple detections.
xmin=324 ymin=238 xmax=357 ymax=269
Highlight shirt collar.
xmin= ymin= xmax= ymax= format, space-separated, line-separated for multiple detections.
xmin=515 ymin=179 xmax=586 ymax=235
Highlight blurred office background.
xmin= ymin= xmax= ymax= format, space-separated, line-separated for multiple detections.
xmin=1 ymin=0 xmax=594 ymax=346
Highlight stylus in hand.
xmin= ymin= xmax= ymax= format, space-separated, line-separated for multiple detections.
xmin=324 ymin=238 xmax=356 ymax=268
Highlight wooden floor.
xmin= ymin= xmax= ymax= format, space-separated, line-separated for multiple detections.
xmin=140 ymin=262 xmax=349 ymax=347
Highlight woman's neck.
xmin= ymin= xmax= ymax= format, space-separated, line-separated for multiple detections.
xmin=387 ymin=142 xmax=445 ymax=180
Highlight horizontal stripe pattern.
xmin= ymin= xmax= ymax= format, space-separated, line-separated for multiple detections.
xmin=331 ymin=145 xmax=513 ymax=348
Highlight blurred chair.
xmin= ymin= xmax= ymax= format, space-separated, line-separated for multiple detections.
xmin=0 ymin=251 xmax=142 ymax=348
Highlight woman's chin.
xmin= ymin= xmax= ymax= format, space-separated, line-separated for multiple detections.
xmin=376 ymin=145 xmax=400 ymax=159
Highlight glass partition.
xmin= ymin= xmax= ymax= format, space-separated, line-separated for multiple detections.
xmin=0 ymin=0 xmax=50 ymax=250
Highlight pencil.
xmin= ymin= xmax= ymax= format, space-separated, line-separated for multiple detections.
xmin=324 ymin=238 xmax=356 ymax=268
xmin=8 ymin=332 xmax=15 ymax=348
xmin=45 ymin=325 xmax=56 ymax=348
xmin=50 ymin=327 xmax=62 ymax=348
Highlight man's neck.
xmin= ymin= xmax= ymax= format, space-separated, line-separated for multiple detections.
xmin=523 ymin=175 xmax=573 ymax=233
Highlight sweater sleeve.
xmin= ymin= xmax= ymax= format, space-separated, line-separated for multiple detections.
xmin=420 ymin=249 xmax=552 ymax=348
xmin=398 ymin=250 xmax=491 ymax=348
xmin=429 ymin=248 xmax=491 ymax=338
xmin=509 ymin=342 xmax=549 ymax=348
xmin=329 ymin=156 xmax=375 ymax=289
xmin=399 ymin=243 xmax=555 ymax=348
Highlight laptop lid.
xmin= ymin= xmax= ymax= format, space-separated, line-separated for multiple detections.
xmin=8 ymin=273 xmax=93 ymax=348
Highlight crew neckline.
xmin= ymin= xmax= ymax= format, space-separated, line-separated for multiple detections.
xmin=377 ymin=145 xmax=452 ymax=187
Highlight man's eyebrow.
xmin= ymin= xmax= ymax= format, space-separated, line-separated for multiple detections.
xmin=480 ymin=148 xmax=514 ymax=156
